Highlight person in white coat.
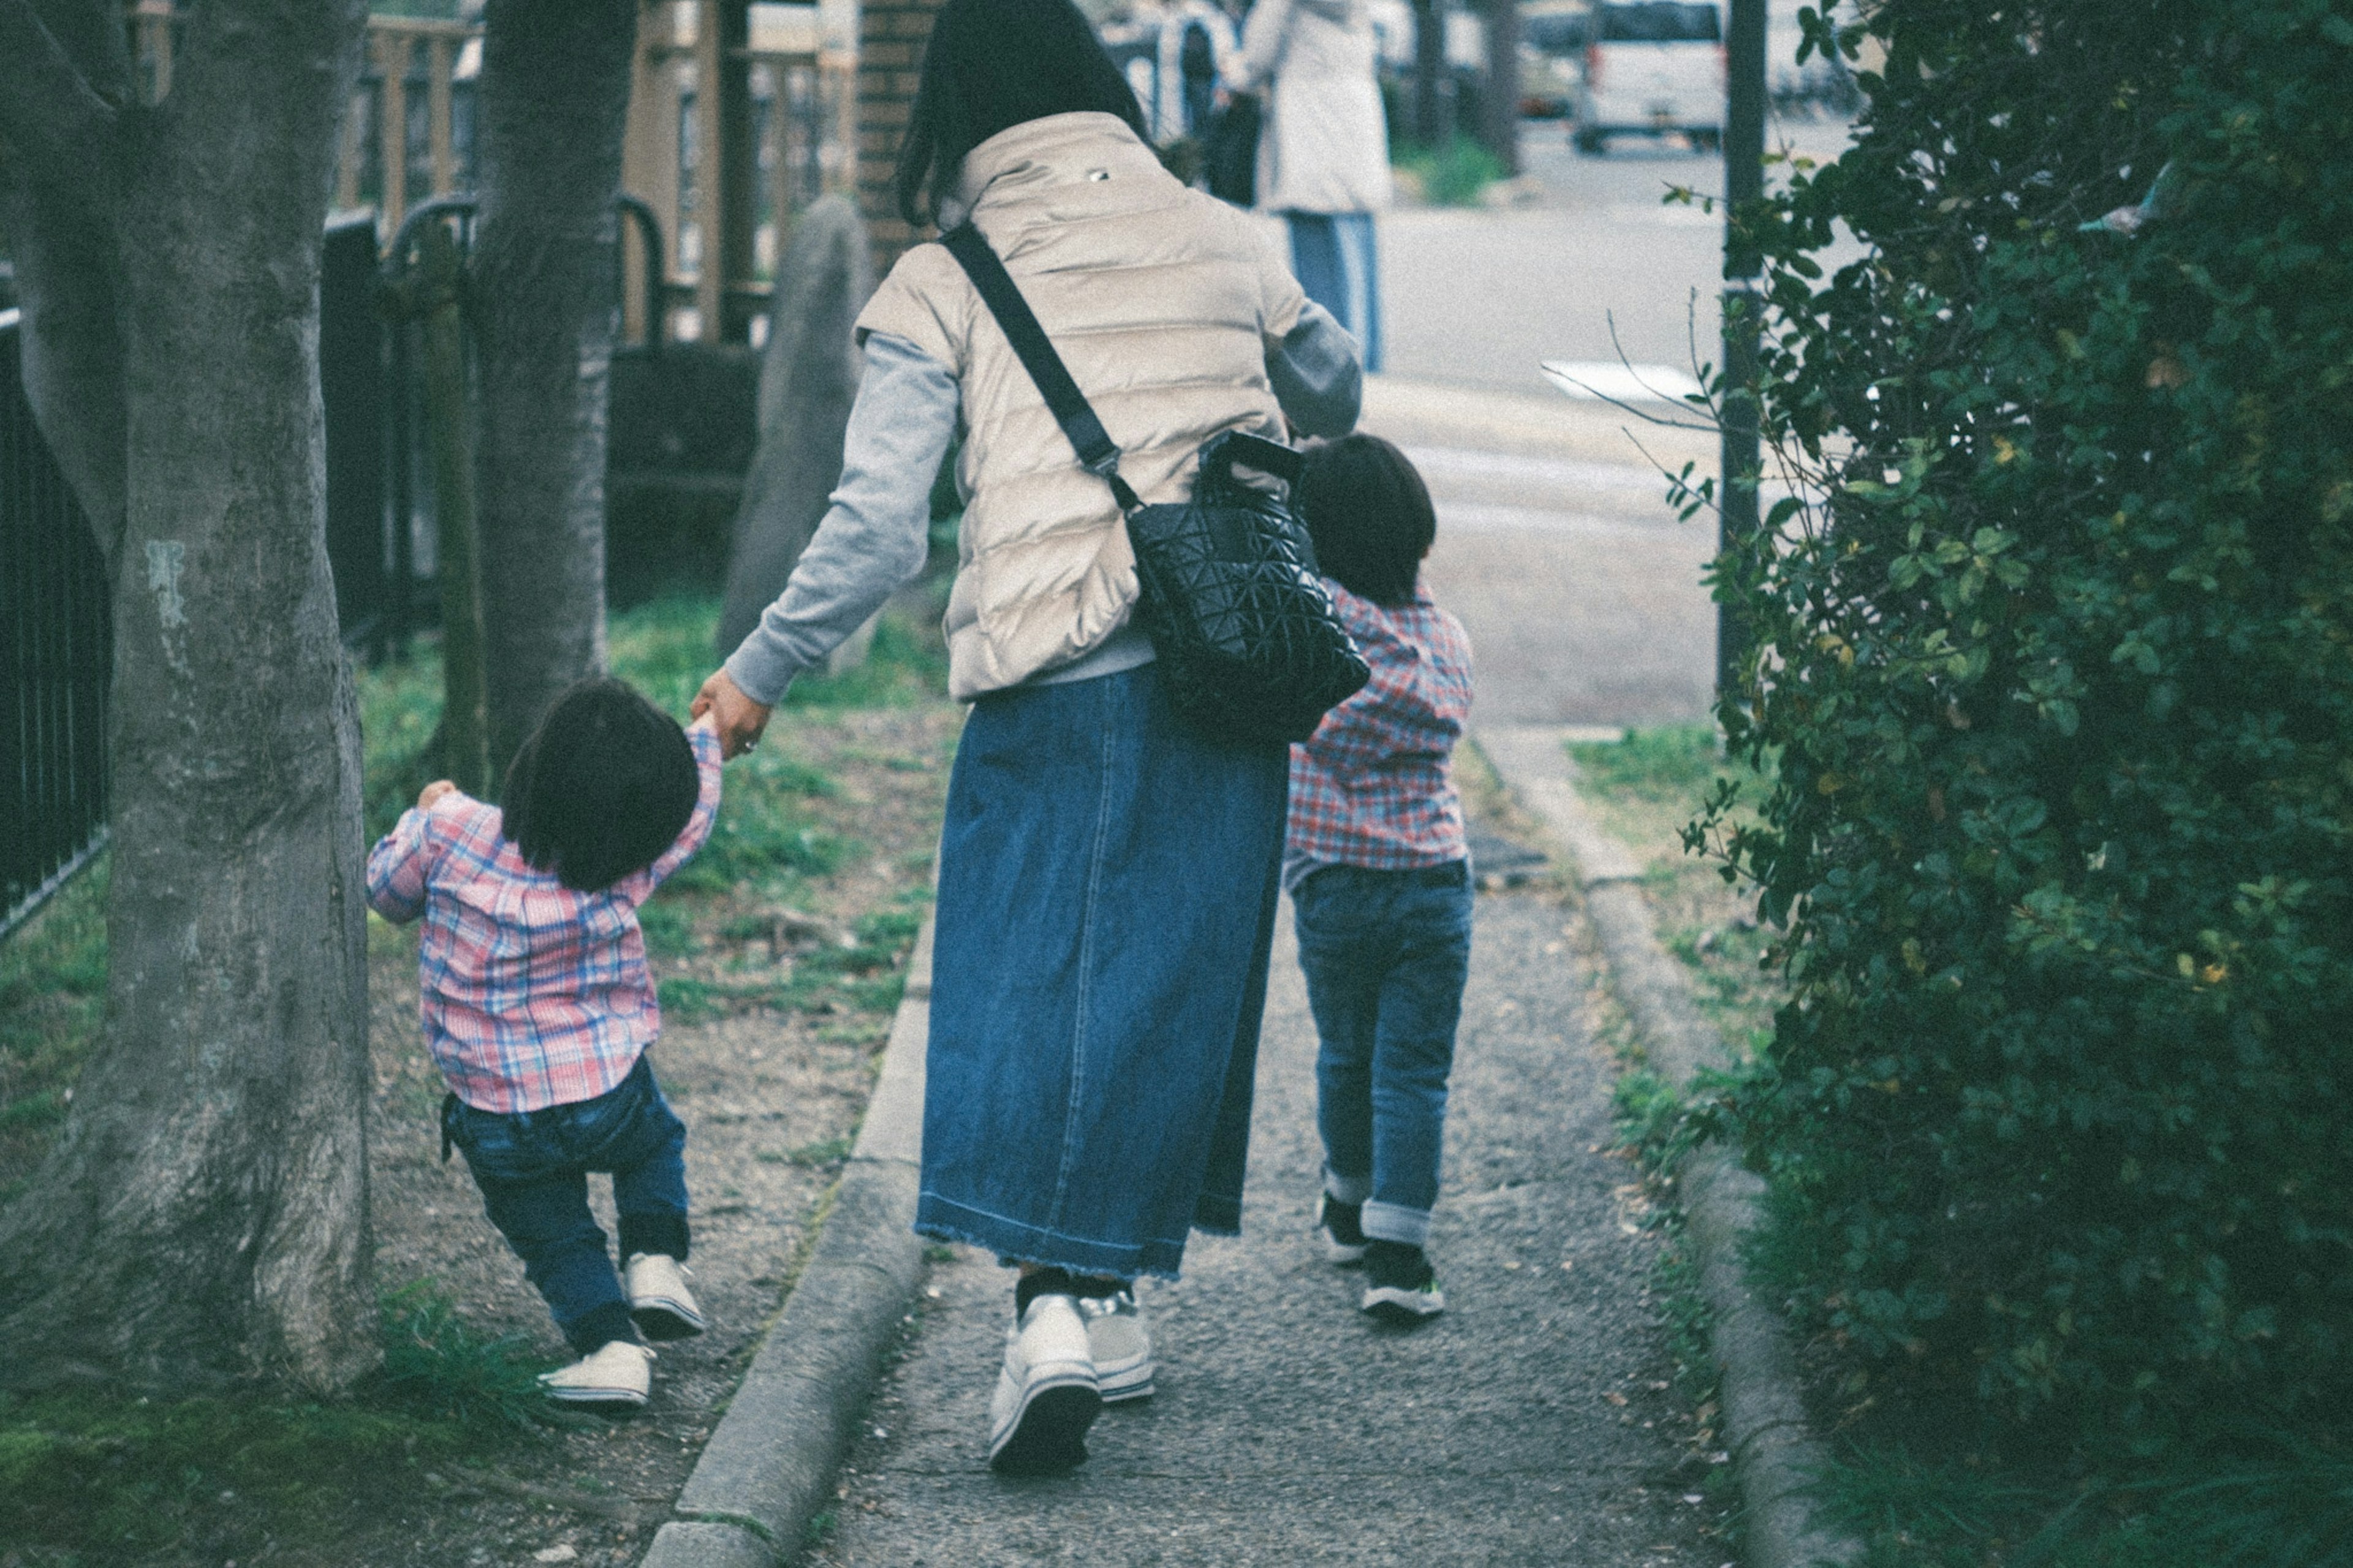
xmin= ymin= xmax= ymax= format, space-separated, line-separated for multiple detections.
xmin=1226 ymin=0 xmax=1392 ymax=370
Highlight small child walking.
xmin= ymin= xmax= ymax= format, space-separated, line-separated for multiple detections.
xmin=366 ymin=676 xmax=724 ymax=1407
xmin=1287 ymin=434 xmax=1475 ymax=1324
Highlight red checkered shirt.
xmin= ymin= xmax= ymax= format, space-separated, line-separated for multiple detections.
xmin=1285 ymin=583 xmax=1474 ymax=888
xmin=365 ymin=721 xmax=724 ymax=1112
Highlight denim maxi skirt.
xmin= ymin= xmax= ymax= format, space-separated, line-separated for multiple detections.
xmin=917 ymin=661 xmax=1289 ymax=1281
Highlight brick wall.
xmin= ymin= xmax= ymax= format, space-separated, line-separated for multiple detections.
xmin=855 ymin=0 xmax=946 ymax=278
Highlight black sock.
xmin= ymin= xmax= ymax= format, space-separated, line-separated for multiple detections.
xmin=618 ymin=1209 xmax=689 ymax=1265
xmin=1322 ymin=1195 xmax=1367 ymax=1245
xmin=1014 ymin=1267 xmax=1076 ymax=1318
xmin=566 ymin=1300 xmax=641 ymax=1357
xmin=1365 ymin=1239 xmax=1428 ymax=1287
xmin=1070 ymin=1274 xmax=1129 ymax=1300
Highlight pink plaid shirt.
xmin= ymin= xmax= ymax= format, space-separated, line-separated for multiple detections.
xmin=365 ymin=722 xmax=724 ymax=1112
xmin=1284 ymin=583 xmax=1474 ymax=888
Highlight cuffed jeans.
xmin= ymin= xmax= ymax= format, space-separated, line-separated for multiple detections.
xmin=1292 ymin=861 xmax=1472 ymax=1247
xmin=444 ymin=1053 xmax=690 ymax=1354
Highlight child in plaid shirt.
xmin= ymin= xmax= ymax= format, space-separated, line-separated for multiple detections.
xmin=367 ymin=676 xmax=724 ymax=1408
xmin=1286 ymin=435 xmax=1474 ymax=1323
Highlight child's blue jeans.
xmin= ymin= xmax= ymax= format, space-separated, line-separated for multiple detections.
xmin=1291 ymin=861 xmax=1474 ymax=1248
xmin=443 ymin=1053 xmax=689 ymax=1355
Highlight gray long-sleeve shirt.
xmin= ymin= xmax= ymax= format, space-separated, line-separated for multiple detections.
xmin=721 ymin=302 xmax=1365 ymax=706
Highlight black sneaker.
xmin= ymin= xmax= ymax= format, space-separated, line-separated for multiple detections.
xmin=1317 ymin=1193 xmax=1368 ymax=1266
xmin=1360 ymin=1241 xmax=1445 ymax=1324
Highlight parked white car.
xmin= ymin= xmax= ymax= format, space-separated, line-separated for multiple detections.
xmin=1572 ymin=0 xmax=1724 ymax=154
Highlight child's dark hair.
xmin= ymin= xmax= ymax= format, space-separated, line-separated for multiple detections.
xmin=1295 ymin=434 xmax=1438 ymax=608
xmin=895 ymin=0 xmax=1147 ymax=228
xmin=501 ymin=677 xmax=698 ymax=893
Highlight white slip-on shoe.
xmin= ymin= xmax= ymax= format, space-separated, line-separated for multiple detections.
xmin=624 ymin=1252 xmax=707 ymax=1341
xmin=539 ymin=1339 xmax=655 ymax=1408
xmin=987 ymin=1293 xmax=1101 ymax=1474
xmin=1077 ymin=1289 xmax=1154 ymax=1404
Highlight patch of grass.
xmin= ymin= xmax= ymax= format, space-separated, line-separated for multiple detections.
xmin=359 ymin=640 xmax=447 ymax=842
xmin=759 ymin=1135 xmax=852 ymax=1168
xmin=1392 ymin=134 xmax=1509 ymax=206
xmin=368 ymin=1279 xmax=559 ymax=1431
xmin=0 ymin=857 xmax=108 ymax=1199
xmin=637 ymin=899 xmax=699 ymax=960
xmin=0 ymin=1281 xmax=559 ymax=1562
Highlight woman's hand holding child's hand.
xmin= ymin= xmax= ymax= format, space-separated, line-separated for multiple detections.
xmin=691 ymin=669 xmax=773 ymax=760
xmin=417 ymin=779 xmax=459 ymax=812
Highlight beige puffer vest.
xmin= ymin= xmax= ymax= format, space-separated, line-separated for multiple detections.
xmin=855 ymin=112 xmax=1310 ymax=701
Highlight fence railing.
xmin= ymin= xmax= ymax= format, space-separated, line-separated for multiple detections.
xmin=1 ymin=311 xmax=113 ymax=942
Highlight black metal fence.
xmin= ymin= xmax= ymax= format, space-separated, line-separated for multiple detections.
xmin=4 ymin=199 xmax=682 ymax=942
xmin=1 ymin=309 xmax=112 ymax=942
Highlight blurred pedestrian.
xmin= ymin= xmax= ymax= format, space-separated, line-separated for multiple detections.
xmin=1286 ymin=435 xmax=1474 ymax=1323
xmin=690 ymin=0 xmax=1362 ymax=1477
xmin=1226 ymin=0 xmax=1393 ymax=370
xmin=365 ymin=679 xmax=725 ymax=1411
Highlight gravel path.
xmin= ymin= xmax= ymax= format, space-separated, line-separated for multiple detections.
xmin=808 ymin=884 xmax=1728 ymax=1567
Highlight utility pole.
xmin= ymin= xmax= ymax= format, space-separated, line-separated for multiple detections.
xmin=1412 ymin=0 xmax=1447 ymax=145
xmin=1480 ymin=0 xmax=1522 ymax=174
xmin=1718 ymin=0 xmax=1766 ymax=703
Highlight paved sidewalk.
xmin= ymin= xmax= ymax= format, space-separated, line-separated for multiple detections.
xmin=806 ymin=887 xmax=1725 ymax=1567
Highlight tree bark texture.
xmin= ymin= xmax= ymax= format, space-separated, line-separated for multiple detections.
xmin=470 ymin=0 xmax=640 ymax=770
xmin=0 ymin=0 xmax=374 ymax=1394
xmin=715 ymin=194 xmax=873 ymax=659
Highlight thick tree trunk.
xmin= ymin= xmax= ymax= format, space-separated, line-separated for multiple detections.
xmin=471 ymin=0 xmax=640 ymax=769
xmin=0 ymin=0 xmax=374 ymax=1395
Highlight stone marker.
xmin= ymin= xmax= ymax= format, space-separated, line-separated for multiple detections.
xmin=715 ymin=194 xmax=875 ymax=666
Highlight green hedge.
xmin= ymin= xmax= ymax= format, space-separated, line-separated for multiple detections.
xmin=1711 ymin=0 xmax=2353 ymax=1431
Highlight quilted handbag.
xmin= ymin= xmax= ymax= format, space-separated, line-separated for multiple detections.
xmin=942 ymin=224 xmax=1368 ymax=746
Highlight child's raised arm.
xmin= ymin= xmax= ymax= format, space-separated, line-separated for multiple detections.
xmin=635 ymin=719 xmax=726 ymax=894
xmin=365 ymin=779 xmax=461 ymax=923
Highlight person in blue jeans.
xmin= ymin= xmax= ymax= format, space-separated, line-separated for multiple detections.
xmin=368 ymin=680 xmax=726 ymax=1409
xmin=1286 ymin=434 xmax=1474 ymax=1322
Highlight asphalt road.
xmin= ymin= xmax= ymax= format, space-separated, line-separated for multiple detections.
xmin=1357 ymin=116 xmax=1861 ymax=729
xmin=1385 ymin=117 xmax=1865 ymax=397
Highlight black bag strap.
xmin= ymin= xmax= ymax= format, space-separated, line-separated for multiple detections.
xmin=942 ymin=222 xmax=1146 ymax=513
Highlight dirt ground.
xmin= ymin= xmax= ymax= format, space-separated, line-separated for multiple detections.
xmin=339 ymin=699 xmax=960 ymax=1568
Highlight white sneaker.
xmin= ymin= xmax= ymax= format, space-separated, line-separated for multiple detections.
xmin=624 ymin=1252 xmax=707 ymax=1341
xmin=1077 ymin=1289 xmax=1154 ymax=1403
xmin=987 ymin=1293 xmax=1101 ymax=1474
xmin=539 ymin=1339 xmax=654 ymax=1408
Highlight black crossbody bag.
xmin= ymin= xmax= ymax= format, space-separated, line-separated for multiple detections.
xmin=941 ymin=223 xmax=1368 ymax=747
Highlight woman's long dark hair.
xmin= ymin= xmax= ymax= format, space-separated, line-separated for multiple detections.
xmin=895 ymin=0 xmax=1148 ymax=228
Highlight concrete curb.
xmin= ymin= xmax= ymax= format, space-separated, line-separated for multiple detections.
xmin=1477 ymin=726 xmax=1862 ymax=1568
xmin=638 ymin=913 xmax=935 ymax=1568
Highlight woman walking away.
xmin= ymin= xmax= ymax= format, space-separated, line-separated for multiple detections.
xmin=1286 ymin=436 xmax=1474 ymax=1323
xmin=689 ymin=0 xmax=1362 ymax=1475
xmin=1226 ymin=0 xmax=1392 ymax=371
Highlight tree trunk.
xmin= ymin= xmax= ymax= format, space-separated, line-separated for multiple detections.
xmin=416 ymin=219 xmax=493 ymax=798
xmin=470 ymin=0 xmax=640 ymax=770
xmin=0 ymin=0 xmax=374 ymax=1394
